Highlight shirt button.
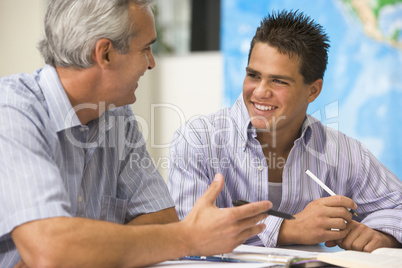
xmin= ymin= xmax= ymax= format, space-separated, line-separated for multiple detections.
xmin=79 ymin=127 xmax=86 ymax=132
xmin=257 ymin=166 xmax=264 ymax=171
xmin=78 ymin=196 xmax=83 ymax=202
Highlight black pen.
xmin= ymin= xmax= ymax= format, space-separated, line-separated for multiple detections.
xmin=232 ymin=199 xmax=296 ymax=220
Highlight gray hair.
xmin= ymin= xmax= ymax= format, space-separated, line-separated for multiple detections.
xmin=38 ymin=0 xmax=153 ymax=68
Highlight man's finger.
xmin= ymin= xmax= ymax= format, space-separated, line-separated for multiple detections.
xmin=237 ymin=223 xmax=267 ymax=244
xmin=237 ymin=212 xmax=269 ymax=230
xmin=14 ymin=260 xmax=29 ymax=268
xmin=324 ymin=240 xmax=337 ymax=247
xmin=200 ymin=174 xmax=224 ymax=205
xmin=322 ymin=229 xmax=349 ymax=242
xmin=324 ymin=195 xmax=357 ymax=211
xmin=230 ymin=201 xmax=272 ymax=220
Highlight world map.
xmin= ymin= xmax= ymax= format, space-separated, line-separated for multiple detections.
xmin=221 ymin=0 xmax=402 ymax=179
xmin=342 ymin=0 xmax=402 ymax=49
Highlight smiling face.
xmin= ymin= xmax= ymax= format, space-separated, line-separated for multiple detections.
xmin=101 ymin=5 xmax=156 ymax=108
xmin=243 ymin=42 xmax=322 ymax=138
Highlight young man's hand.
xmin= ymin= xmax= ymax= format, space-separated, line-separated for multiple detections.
xmin=325 ymin=220 xmax=401 ymax=252
xmin=278 ymin=195 xmax=356 ymax=245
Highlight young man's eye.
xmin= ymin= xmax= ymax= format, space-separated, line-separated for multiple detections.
xmin=273 ymin=79 xmax=287 ymax=85
xmin=247 ymin=72 xmax=258 ymax=78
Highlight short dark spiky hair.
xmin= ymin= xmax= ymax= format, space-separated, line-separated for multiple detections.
xmin=248 ymin=10 xmax=330 ymax=84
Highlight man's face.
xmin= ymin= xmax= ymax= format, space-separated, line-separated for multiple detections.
xmin=243 ymin=42 xmax=316 ymax=137
xmin=103 ymin=5 xmax=156 ymax=108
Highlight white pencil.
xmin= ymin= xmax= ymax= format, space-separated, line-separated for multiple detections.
xmin=305 ymin=169 xmax=358 ymax=217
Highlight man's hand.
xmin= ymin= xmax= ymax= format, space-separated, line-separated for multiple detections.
xmin=11 ymin=174 xmax=270 ymax=268
xmin=181 ymin=174 xmax=272 ymax=256
xmin=14 ymin=260 xmax=28 ymax=268
xmin=325 ymin=220 xmax=401 ymax=252
xmin=127 ymin=207 xmax=179 ymax=225
xmin=278 ymin=196 xmax=356 ymax=245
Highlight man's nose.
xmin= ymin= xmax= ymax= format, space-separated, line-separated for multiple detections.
xmin=254 ymin=81 xmax=273 ymax=98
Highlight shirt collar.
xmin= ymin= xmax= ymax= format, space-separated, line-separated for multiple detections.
xmin=300 ymin=115 xmax=317 ymax=145
xmin=38 ymin=65 xmax=82 ymax=132
xmin=230 ymin=93 xmax=254 ymax=143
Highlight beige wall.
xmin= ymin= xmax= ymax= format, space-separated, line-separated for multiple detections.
xmin=132 ymin=52 xmax=223 ymax=180
xmin=0 ymin=0 xmax=47 ymax=77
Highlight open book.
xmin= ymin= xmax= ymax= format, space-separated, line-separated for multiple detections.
xmin=317 ymin=248 xmax=402 ymax=268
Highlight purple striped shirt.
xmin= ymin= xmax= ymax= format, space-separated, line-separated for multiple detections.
xmin=168 ymin=94 xmax=402 ymax=247
xmin=0 ymin=65 xmax=174 ymax=266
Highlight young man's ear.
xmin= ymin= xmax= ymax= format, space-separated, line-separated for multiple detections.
xmin=307 ymin=78 xmax=323 ymax=103
xmin=93 ymin=39 xmax=113 ymax=68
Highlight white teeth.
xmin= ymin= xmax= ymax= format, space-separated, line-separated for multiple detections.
xmin=255 ymin=104 xmax=276 ymax=111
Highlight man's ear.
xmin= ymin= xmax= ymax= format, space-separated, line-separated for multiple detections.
xmin=307 ymin=78 xmax=323 ymax=103
xmin=93 ymin=39 xmax=113 ymax=68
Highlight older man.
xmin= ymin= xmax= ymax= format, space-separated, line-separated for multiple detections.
xmin=0 ymin=0 xmax=271 ymax=267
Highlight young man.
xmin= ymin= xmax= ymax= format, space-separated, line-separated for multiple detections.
xmin=168 ymin=10 xmax=402 ymax=252
xmin=0 ymin=0 xmax=271 ymax=267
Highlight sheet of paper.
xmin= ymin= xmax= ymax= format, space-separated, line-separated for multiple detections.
xmin=149 ymin=260 xmax=277 ymax=267
xmin=232 ymin=244 xmax=320 ymax=258
xmin=148 ymin=244 xmax=327 ymax=267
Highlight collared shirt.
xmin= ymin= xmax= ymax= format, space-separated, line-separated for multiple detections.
xmin=168 ymin=94 xmax=402 ymax=247
xmin=0 ymin=65 xmax=174 ymax=266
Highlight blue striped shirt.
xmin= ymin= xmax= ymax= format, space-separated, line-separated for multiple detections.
xmin=168 ymin=94 xmax=402 ymax=247
xmin=0 ymin=65 xmax=174 ymax=266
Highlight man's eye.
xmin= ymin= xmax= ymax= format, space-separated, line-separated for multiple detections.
xmin=247 ymin=73 xmax=258 ymax=78
xmin=273 ymin=79 xmax=286 ymax=85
